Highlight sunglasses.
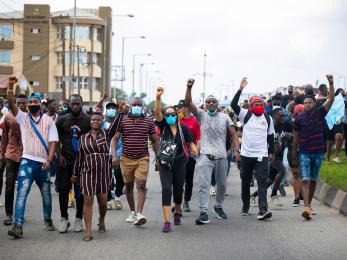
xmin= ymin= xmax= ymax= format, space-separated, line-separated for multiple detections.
xmin=165 ymin=113 xmax=176 ymax=117
xmin=205 ymin=99 xmax=217 ymax=104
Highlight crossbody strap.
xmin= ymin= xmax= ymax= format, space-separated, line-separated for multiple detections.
xmin=29 ymin=119 xmax=49 ymax=154
xmin=178 ymin=123 xmax=189 ymax=158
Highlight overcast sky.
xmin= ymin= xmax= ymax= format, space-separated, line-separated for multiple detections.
xmin=5 ymin=0 xmax=347 ymax=104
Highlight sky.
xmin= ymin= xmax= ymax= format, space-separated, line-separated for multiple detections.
xmin=3 ymin=0 xmax=347 ymax=104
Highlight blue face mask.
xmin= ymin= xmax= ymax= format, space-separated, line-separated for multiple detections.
xmin=165 ymin=116 xmax=177 ymax=125
xmin=131 ymin=106 xmax=142 ymax=116
xmin=106 ymin=108 xmax=117 ymax=118
xmin=207 ymin=109 xmax=217 ymax=115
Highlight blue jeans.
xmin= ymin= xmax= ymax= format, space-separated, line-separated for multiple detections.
xmin=14 ymin=159 xmax=52 ymax=227
xmin=298 ymin=153 xmax=323 ymax=181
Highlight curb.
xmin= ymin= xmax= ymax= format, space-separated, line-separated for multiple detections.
xmin=314 ymin=180 xmax=347 ymax=217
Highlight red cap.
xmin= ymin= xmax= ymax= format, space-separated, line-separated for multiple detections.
xmin=249 ymin=96 xmax=264 ymax=106
xmin=294 ymin=104 xmax=304 ymax=116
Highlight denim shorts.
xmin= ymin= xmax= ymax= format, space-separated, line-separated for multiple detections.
xmin=298 ymin=153 xmax=323 ymax=181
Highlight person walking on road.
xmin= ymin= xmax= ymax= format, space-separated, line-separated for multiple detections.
xmin=292 ymin=75 xmax=335 ymax=221
xmin=112 ymin=97 xmax=159 ymax=227
xmin=155 ymin=87 xmax=198 ymax=232
xmin=7 ymin=77 xmax=58 ymax=238
xmin=0 ymin=94 xmax=26 ymax=226
xmin=176 ymin=99 xmax=201 ymax=212
xmin=231 ymin=77 xmax=275 ymax=220
xmin=71 ymin=105 xmax=124 ymax=241
xmin=185 ymin=79 xmax=240 ymax=225
xmin=55 ymin=94 xmax=91 ymax=233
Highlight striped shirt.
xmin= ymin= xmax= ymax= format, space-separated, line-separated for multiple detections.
xmin=73 ymin=112 xmax=123 ymax=196
xmin=16 ymin=110 xmax=59 ymax=163
xmin=293 ymin=106 xmax=327 ymax=154
xmin=118 ymin=115 xmax=156 ymax=159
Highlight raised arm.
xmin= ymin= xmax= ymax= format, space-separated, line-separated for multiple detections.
xmin=108 ymin=102 xmax=126 ymax=138
xmin=323 ymin=75 xmax=335 ymax=113
xmin=185 ymin=79 xmax=198 ymax=115
xmin=95 ymin=93 xmax=108 ymax=112
xmin=155 ymin=87 xmax=164 ymax=122
xmin=7 ymin=77 xmax=19 ymax=116
xmin=231 ymin=77 xmax=248 ymax=115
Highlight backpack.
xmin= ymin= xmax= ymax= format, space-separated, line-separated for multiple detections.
xmin=243 ymin=111 xmax=271 ymax=134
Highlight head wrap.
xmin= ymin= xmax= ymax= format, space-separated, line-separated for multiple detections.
xmin=249 ymin=96 xmax=264 ymax=106
xmin=27 ymin=92 xmax=43 ymax=101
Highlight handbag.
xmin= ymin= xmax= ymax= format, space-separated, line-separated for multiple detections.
xmin=29 ymin=118 xmax=57 ymax=177
xmin=157 ymin=127 xmax=178 ymax=169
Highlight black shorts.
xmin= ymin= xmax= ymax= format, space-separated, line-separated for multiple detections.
xmin=325 ymin=123 xmax=344 ymax=141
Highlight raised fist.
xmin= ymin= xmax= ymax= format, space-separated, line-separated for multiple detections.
xmin=326 ymin=74 xmax=334 ymax=84
xmin=187 ymin=79 xmax=195 ymax=88
xmin=8 ymin=77 xmax=18 ymax=86
xmin=240 ymin=77 xmax=248 ymax=90
xmin=156 ymin=87 xmax=164 ymax=98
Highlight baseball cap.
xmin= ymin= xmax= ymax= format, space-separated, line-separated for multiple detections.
xmin=176 ymin=100 xmax=186 ymax=107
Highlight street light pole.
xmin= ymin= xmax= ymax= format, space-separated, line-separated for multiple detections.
xmin=132 ymin=53 xmax=151 ymax=94
xmin=203 ymin=51 xmax=207 ymax=102
xmin=121 ymin=36 xmax=146 ymax=91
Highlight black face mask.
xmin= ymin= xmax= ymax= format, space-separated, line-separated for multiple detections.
xmin=28 ymin=105 xmax=41 ymax=114
xmin=288 ymin=91 xmax=293 ymax=96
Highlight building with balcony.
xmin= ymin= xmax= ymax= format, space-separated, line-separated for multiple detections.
xmin=0 ymin=4 xmax=112 ymax=104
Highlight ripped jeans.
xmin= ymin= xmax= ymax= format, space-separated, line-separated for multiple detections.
xmin=14 ymin=159 xmax=52 ymax=228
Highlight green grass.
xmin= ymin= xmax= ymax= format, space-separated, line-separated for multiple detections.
xmin=320 ymin=152 xmax=347 ymax=192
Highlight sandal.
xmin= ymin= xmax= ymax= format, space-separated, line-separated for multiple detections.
xmin=83 ymin=236 xmax=93 ymax=241
xmin=98 ymin=223 xmax=106 ymax=233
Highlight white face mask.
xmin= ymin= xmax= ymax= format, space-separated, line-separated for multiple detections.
xmin=272 ymin=105 xmax=280 ymax=109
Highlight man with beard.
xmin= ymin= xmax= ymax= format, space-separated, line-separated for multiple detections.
xmin=7 ymin=77 xmax=58 ymax=238
xmin=185 ymin=79 xmax=240 ymax=225
xmin=55 ymin=94 xmax=91 ymax=233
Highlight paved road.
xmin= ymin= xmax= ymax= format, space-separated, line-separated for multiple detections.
xmin=0 ymin=161 xmax=346 ymax=260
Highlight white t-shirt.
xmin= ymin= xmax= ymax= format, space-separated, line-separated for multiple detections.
xmin=16 ymin=110 xmax=59 ymax=163
xmin=239 ymin=108 xmax=274 ymax=158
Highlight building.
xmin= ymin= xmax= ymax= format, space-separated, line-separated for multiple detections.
xmin=0 ymin=4 xmax=112 ymax=104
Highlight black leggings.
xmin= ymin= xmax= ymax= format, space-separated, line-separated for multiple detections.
xmin=184 ymin=157 xmax=196 ymax=202
xmin=159 ymin=157 xmax=186 ymax=206
xmin=107 ymin=165 xmax=125 ymax=201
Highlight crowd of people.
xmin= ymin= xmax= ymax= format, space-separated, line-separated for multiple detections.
xmin=0 ymin=74 xmax=345 ymax=240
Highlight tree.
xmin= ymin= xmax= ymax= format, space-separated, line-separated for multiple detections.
xmin=147 ymin=100 xmax=166 ymax=110
xmin=112 ymin=88 xmax=128 ymax=101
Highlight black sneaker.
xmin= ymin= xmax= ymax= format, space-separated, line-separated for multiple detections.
xmin=213 ymin=206 xmax=228 ymax=219
xmin=257 ymin=210 xmax=272 ymax=220
xmin=44 ymin=219 xmax=56 ymax=231
xmin=240 ymin=207 xmax=249 ymax=216
xmin=195 ymin=212 xmax=210 ymax=225
xmin=299 ymin=194 xmax=304 ymax=201
xmin=8 ymin=225 xmax=23 ymax=238
xmin=292 ymin=198 xmax=300 ymax=207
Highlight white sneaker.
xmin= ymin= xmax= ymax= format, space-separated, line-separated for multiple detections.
xmin=333 ymin=157 xmax=341 ymax=163
xmin=134 ymin=212 xmax=147 ymax=226
xmin=74 ymin=218 xmax=83 ymax=232
xmin=271 ymin=195 xmax=284 ymax=207
xmin=210 ymin=186 xmax=216 ymax=196
xmin=107 ymin=201 xmax=113 ymax=210
xmin=126 ymin=211 xmax=136 ymax=223
xmin=58 ymin=218 xmax=70 ymax=233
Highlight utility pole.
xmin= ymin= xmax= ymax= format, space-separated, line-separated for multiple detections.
xmin=72 ymin=0 xmax=77 ymax=96
xmin=77 ymin=46 xmax=80 ymax=96
xmin=202 ymin=51 xmax=207 ymax=102
xmin=62 ymin=26 xmax=66 ymax=101
xmin=139 ymin=63 xmax=143 ymax=96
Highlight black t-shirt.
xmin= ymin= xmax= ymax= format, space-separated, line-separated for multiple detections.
xmin=295 ymin=94 xmax=305 ymax=105
xmin=281 ymin=94 xmax=293 ymax=108
xmin=156 ymin=119 xmax=193 ymax=157
xmin=274 ymin=121 xmax=293 ymax=160
xmin=56 ymin=112 xmax=91 ymax=162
